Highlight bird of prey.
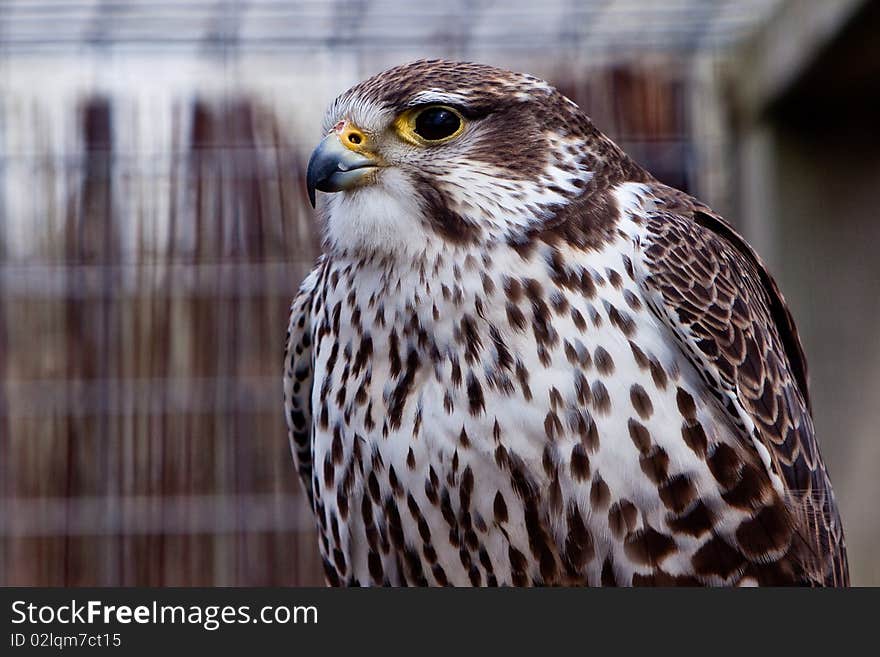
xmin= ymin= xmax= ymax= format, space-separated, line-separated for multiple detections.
xmin=284 ymin=60 xmax=848 ymax=586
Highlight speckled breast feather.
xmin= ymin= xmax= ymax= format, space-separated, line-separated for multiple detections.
xmin=284 ymin=60 xmax=848 ymax=587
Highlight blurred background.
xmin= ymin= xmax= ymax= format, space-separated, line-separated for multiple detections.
xmin=1 ymin=0 xmax=878 ymax=586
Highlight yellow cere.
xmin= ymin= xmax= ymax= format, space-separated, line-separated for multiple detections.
xmin=337 ymin=122 xmax=372 ymax=154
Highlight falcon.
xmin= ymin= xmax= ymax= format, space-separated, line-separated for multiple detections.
xmin=283 ymin=60 xmax=848 ymax=586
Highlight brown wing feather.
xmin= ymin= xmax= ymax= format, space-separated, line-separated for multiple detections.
xmin=638 ymin=186 xmax=848 ymax=586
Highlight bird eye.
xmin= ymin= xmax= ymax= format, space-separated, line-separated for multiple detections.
xmin=412 ymin=106 xmax=463 ymax=142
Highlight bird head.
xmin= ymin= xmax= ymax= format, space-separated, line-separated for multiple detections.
xmin=306 ymin=60 xmax=622 ymax=258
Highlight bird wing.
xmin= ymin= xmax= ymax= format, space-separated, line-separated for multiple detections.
xmin=283 ymin=263 xmax=322 ymax=509
xmin=632 ymin=187 xmax=848 ymax=586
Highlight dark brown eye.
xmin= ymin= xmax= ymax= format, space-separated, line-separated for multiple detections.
xmin=413 ymin=106 xmax=462 ymax=141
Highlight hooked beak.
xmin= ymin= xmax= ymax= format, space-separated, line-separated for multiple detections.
xmin=305 ymin=133 xmax=380 ymax=208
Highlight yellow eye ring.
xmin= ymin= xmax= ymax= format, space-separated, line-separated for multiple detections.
xmin=394 ymin=105 xmax=465 ymax=146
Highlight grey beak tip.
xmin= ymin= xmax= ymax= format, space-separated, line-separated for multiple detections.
xmin=306 ymin=136 xmax=335 ymax=210
xmin=305 ymin=133 xmax=376 ymax=209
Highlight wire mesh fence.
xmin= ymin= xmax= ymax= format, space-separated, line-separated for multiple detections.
xmin=1 ymin=92 xmax=326 ymax=585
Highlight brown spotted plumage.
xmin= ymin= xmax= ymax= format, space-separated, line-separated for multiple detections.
xmin=284 ymin=60 xmax=848 ymax=587
xmin=636 ymin=193 xmax=848 ymax=585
